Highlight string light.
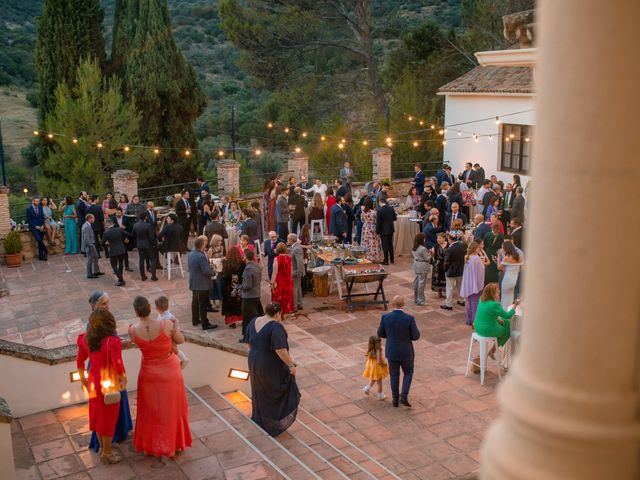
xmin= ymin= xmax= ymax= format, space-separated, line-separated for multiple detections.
xmin=457 ymin=131 xmax=462 ymax=135
xmin=47 ymin=133 xmax=54 ymax=139
xmin=154 ymin=148 xmax=161 ymax=154
xmin=320 ymin=136 xmax=326 ymax=141
xmin=509 ymin=133 xmax=515 ymax=139
xmin=338 ymin=143 xmax=344 ymax=150
xmin=71 ymin=138 xmax=78 ymax=144
xmin=408 ymin=116 xmax=413 ymax=121
xmin=488 ymin=135 xmax=493 ymax=141
xmin=473 ymin=134 xmax=479 ymax=143
xmin=495 ymin=116 xmax=501 ymax=124
xmin=184 ymin=149 xmax=191 ymax=156
xmin=302 ymin=132 xmax=308 ymax=138
xmin=525 ymin=137 xmax=531 ymax=142
xmin=438 ymin=129 xmax=444 ymax=135
xmin=419 ymin=120 xmax=424 ymax=126
xmin=32 ymin=130 xmax=39 ymax=136
xmin=96 ymin=142 xmax=103 ymax=149
xmin=362 ymin=140 xmax=368 ymax=146
xmin=284 ymin=127 xmax=290 ymax=134
xmin=442 ymin=140 xmax=447 ymax=146
xmin=217 ymin=150 xmax=224 ymax=157
xmin=412 ymin=141 xmax=419 ymax=147
xmin=267 ymin=122 xmax=273 ymax=129
xmin=255 ymin=148 xmax=262 ymax=155
xmin=123 ymin=145 xmax=130 ymax=152
xmin=385 ymin=136 xmax=392 ymax=144
xmin=294 ymin=146 xmax=301 ymax=153
xmin=505 ymin=137 xmax=510 ymax=142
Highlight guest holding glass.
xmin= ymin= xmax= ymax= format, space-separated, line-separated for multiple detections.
xmin=220 ymin=246 xmax=245 ymax=329
xmin=128 ymin=296 xmax=191 ymax=457
xmin=247 ymin=302 xmax=301 ymax=436
xmin=405 ymin=186 xmax=421 ymax=210
xmin=76 ymin=308 xmax=127 ymax=464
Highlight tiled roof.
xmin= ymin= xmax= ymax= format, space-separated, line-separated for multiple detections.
xmin=439 ymin=65 xmax=533 ymax=94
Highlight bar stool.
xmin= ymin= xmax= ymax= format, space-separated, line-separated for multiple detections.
xmin=163 ymin=252 xmax=184 ymax=280
xmin=464 ymin=332 xmax=502 ymax=385
xmin=310 ymin=219 xmax=324 ymax=241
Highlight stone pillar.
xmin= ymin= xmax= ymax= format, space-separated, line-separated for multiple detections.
xmin=481 ymin=2 xmax=640 ymax=479
xmin=287 ymin=152 xmax=309 ymax=181
xmin=0 ymin=186 xmax=10 ymax=237
xmin=111 ymin=170 xmax=139 ymax=199
xmin=217 ymin=159 xmax=240 ymax=196
xmin=371 ymin=147 xmax=392 ymax=181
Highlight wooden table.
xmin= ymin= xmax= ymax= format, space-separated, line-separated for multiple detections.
xmin=342 ymin=264 xmax=389 ymax=311
xmin=311 ymin=248 xmax=372 ymax=299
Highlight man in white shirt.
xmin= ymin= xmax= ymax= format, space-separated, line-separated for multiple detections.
xmin=476 ymin=179 xmax=492 ymax=214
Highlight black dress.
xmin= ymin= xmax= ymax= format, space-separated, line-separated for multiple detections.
xmin=431 ymin=244 xmax=448 ymax=290
xmin=220 ymin=261 xmax=245 ymax=321
xmin=248 ymin=320 xmax=300 ymax=436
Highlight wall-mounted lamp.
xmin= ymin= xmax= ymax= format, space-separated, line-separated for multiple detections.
xmin=228 ymin=368 xmax=249 ymax=381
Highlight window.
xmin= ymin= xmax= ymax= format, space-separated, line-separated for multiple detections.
xmin=500 ymin=124 xmax=532 ymax=174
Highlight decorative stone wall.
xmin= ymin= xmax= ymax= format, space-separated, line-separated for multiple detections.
xmin=287 ymin=152 xmax=309 ymax=181
xmin=111 ymin=170 xmax=139 ymax=199
xmin=0 ymin=227 xmax=68 ymax=263
xmin=372 ymin=147 xmax=392 ymax=181
xmin=217 ymin=159 xmax=240 ymax=196
xmin=0 ymin=186 xmax=10 ymax=238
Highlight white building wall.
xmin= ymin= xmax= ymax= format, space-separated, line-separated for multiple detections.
xmin=442 ymin=94 xmax=535 ymax=188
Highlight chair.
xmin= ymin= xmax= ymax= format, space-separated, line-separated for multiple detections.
xmin=310 ymin=219 xmax=324 ymax=241
xmin=254 ymin=240 xmax=265 ymax=268
xmin=464 ymin=332 xmax=502 ymax=385
xmin=163 ymin=251 xmax=184 ymax=280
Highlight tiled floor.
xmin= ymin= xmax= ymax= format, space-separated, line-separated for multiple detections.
xmin=3 ymin=246 xmax=497 ymax=479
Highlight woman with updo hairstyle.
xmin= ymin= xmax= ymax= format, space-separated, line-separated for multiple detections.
xmin=76 ymin=308 xmax=127 ymax=464
xmin=247 ymin=302 xmax=301 ymax=436
xmin=128 ymin=296 xmax=191 ymax=457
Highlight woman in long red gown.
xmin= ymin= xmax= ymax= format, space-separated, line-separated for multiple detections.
xmin=325 ymin=186 xmax=336 ymax=233
xmin=128 ymin=296 xmax=192 ymax=457
xmin=76 ymin=308 xmax=127 ymax=465
xmin=271 ymin=243 xmax=294 ymax=315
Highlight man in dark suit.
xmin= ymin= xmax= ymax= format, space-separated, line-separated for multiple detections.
xmin=435 ymin=187 xmax=449 ymax=227
xmin=441 ymin=165 xmax=455 ymax=186
xmin=86 ymin=195 xmax=106 ymax=257
xmin=422 ymin=215 xmax=440 ymax=250
xmin=441 ymin=233 xmax=466 ymax=310
xmin=501 ymin=183 xmax=515 ymax=225
xmin=175 ymin=189 xmax=193 ymax=251
xmin=263 ymin=230 xmax=283 ymax=280
xmin=413 ymin=164 xmax=425 ymax=195
xmin=298 ymin=175 xmax=313 ymax=200
xmin=444 ymin=202 xmax=468 ymax=230
xmin=76 ymin=192 xmax=89 ymax=236
xmin=203 ymin=211 xmax=228 ymax=254
xmin=510 ymin=217 xmax=524 ymax=250
xmin=158 ymin=213 xmax=184 ymax=255
xmin=240 ymin=209 xmax=259 ymax=243
xmin=113 ymin=207 xmax=133 ymax=271
xmin=511 ymin=187 xmax=526 ymax=225
xmin=377 ymin=296 xmax=420 ymax=408
xmin=144 ymin=201 xmax=159 ymax=229
xmin=102 ymin=222 xmax=132 ymax=287
xmin=375 ymin=196 xmax=397 ymax=265
xmin=26 ymin=196 xmax=48 ymax=261
xmin=133 ymin=211 xmax=158 ymax=281
xmin=330 ymin=196 xmax=348 ymax=243
xmin=288 ymin=187 xmax=306 ymax=235
xmin=472 ymin=214 xmax=491 ymax=242
xmin=472 ymin=164 xmax=485 ymax=189
xmin=188 ymin=235 xmax=217 ymax=330
xmin=197 ymin=176 xmax=210 ymax=194
xmin=458 ymin=162 xmax=475 ymax=186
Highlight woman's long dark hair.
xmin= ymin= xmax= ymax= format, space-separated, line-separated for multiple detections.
xmin=363 ymin=197 xmax=374 ymax=213
xmin=503 ymin=241 xmax=520 ymax=262
xmin=87 ymin=308 xmax=116 ymax=352
xmin=413 ymin=232 xmax=425 ymax=251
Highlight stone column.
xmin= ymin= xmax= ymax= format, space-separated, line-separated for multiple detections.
xmin=287 ymin=152 xmax=309 ymax=181
xmin=111 ymin=170 xmax=139 ymax=199
xmin=217 ymin=159 xmax=240 ymax=196
xmin=0 ymin=186 xmax=10 ymax=237
xmin=371 ymin=147 xmax=392 ymax=181
xmin=481 ymin=2 xmax=640 ymax=479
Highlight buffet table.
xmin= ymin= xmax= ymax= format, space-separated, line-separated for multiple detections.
xmin=342 ymin=263 xmax=389 ymax=311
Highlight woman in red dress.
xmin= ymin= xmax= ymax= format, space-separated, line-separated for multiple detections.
xmin=76 ymin=308 xmax=127 ymax=465
xmin=128 ymin=296 xmax=192 ymax=457
xmin=271 ymin=243 xmax=294 ymax=315
xmin=325 ymin=186 xmax=336 ymax=233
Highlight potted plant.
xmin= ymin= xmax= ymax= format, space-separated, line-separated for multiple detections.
xmin=3 ymin=230 xmax=23 ymax=268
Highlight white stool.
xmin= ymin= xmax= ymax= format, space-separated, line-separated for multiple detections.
xmin=464 ymin=332 xmax=502 ymax=385
xmin=310 ymin=219 xmax=324 ymax=241
xmin=163 ymin=251 xmax=184 ymax=280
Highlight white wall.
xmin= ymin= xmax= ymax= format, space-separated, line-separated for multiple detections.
xmin=0 ymin=343 xmax=250 ymax=418
xmin=442 ymin=94 xmax=535 ymax=188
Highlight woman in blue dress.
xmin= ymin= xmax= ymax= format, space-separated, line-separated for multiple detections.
xmin=60 ymin=196 xmax=79 ymax=254
xmin=85 ymin=291 xmax=133 ymax=452
xmin=247 ymin=302 xmax=300 ymax=436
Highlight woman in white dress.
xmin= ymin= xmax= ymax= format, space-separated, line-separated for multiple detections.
xmin=497 ymin=241 xmax=524 ymax=310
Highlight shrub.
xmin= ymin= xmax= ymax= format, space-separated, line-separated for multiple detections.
xmin=3 ymin=230 xmax=23 ymax=254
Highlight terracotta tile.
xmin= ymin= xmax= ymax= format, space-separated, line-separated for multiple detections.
xmin=14 ymin=465 xmax=42 ymax=480
xmin=223 ymin=462 xmax=269 ymax=480
xmin=179 ymin=455 xmax=223 ymax=480
xmin=37 ymin=454 xmax=85 ymax=480
xmin=87 ymin=462 xmax=137 ymax=480
xmin=31 ymin=437 xmax=75 ymax=463
xmin=19 ymin=411 xmax=59 ymax=431
xmin=440 ymin=453 xmax=480 ymax=476
xmin=172 ymin=438 xmax=212 ymax=465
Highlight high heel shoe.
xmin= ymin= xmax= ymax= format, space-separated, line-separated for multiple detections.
xmin=100 ymin=452 xmax=122 ymax=464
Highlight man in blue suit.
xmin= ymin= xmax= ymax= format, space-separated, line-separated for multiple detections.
xmin=263 ymin=230 xmax=284 ymax=280
xmin=26 ymin=196 xmax=48 ymax=261
xmin=329 ymin=196 xmax=348 ymax=243
xmin=377 ymin=296 xmax=421 ymax=408
xmin=412 ymin=164 xmax=425 ymax=195
xmin=422 ymin=215 xmax=440 ymax=250
xmin=188 ymin=235 xmax=217 ymax=331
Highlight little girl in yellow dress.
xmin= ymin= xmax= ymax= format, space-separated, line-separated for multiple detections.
xmin=362 ymin=335 xmax=389 ymax=400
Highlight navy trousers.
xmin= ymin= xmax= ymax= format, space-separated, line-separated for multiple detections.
xmin=388 ymin=359 xmax=414 ymax=401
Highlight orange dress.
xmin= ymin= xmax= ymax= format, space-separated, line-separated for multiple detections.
xmin=129 ymin=321 xmax=192 ymax=457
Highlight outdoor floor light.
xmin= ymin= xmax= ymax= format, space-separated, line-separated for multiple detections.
xmin=70 ymin=370 xmax=87 ymax=383
xmin=228 ymin=368 xmax=250 ymax=381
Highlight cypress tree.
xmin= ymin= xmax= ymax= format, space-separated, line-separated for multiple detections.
xmin=112 ymin=0 xmax=207 ymax=186
xmin=35 ymin=0 xmax=106 ymax=122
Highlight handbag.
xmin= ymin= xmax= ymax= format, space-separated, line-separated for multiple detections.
xmin=101 ymin=337 xmax=122 ymax=405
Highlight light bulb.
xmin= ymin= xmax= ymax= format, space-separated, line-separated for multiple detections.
xmin=295 ymin=147 xmax=301 ymax=153
xmin=32 ymin=130 xmax=39 ymax=136
xmin=284 ymin=127 xmax=290 ymax=134
xmin=154 ymin=148 xmax=160 ymax=154
xmin=505 ymin=137 xmax=510 ymax=142
xmin=218 ymin=150 xmax=224 ymax=157
xmin=457 ymin=131 xmax=462 ymax=135
xmin=362 ymin=140 xmax=368 ymax=146
xmin=408 ymin=116 xmax=413 ymax=121
xmin=488 ymin=136 xmax=493 ymax=141
xmin=438 ymin=129 xmax=444 ymax=135
xmin=123 ymin=145 xmax=130 ymax=152
xmin=185 ymin=149 xmax=191 ymax=156
xmin=495 ymin=116 xmax=501 ymax=124
xmin=338 ymin=144 xmax=344 ymax=150
xmin=47 ymin=133 xmax=54 ymax=139
xmin=525 ymin=137 xmax=530 ymax=142
xmin=385 ymin=137 xmax=391 ymax=143
xmin=413 ymin=141 xmax=419 ymax=147
xmin=255 ymin=149 xmax=262 ymax=155
xmin=267 ymin=122 xmax=273 ymax=128
xmin=510 ymin=133 xmax=515 ymax=139
xmin=320 ymin=136 xmax=326 ymax=141
xmin=72 ymin=138 xmax=78 ymax=144
xmin=96 ymin=142 xmax=103 ymax=149
xmin=302 ymin=132 xmax=307 ymax=138
xmin=419 ymin=121 xmax=424 ymax=126
xmin=442 ymin=140 xmax=447 ymax=146
xmin=430 ymin=125 xmax=435 ymax=130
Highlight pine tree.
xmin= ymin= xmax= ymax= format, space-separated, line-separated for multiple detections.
xmin=112 ymin=0 xmax=207 ymax=187
xmin=35 ymin=0 xmax=106 ymax=122
xmin=38 ymin=59 xmax=141 ymax=198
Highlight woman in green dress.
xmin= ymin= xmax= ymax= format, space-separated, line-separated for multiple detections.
xmin=60 ymin=196 xmax=79 ymax=254
xmin=482 ymin=222 xmax=504 ymax=284
xmin=474 ymin=282 xmax=518 ymax=359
